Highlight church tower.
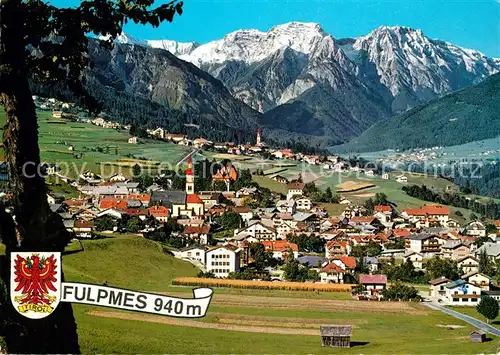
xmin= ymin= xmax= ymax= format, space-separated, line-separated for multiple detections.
xmin=185 ymin=155 xmax=194 ymax=194
xmin=256 ymin=126 xmax=261 ymax=146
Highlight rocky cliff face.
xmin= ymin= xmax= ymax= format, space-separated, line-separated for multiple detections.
xmin=86 ymin=38 xmax=260 ymax=132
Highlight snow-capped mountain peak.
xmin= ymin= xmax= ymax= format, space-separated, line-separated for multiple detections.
xmin=179 ymin=21 xmax=329 ymax=66
xmin=147 ymin=39 xmax=199 ymax=56
xmin=350 ymin=25 xmax=499 ymax=110
xmin=102 ymin=32 xmax=199 ymax=57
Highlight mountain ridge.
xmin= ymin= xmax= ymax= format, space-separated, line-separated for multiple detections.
xmin=111 ymin=22 xmax=499 ymax=144
xmin=333 ymin=72 xmax=500 ymax=153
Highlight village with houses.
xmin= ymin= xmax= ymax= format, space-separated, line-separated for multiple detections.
xmin=2 ymin=96 xmax=500 ymax=351
xmin=10 ymin=110 xmax=500 ymax=309
xmin=2 ymin=101 xmax=499 ymax=305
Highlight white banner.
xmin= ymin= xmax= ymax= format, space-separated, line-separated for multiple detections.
xmin=61 ymin=282 xmax=213 ymax=318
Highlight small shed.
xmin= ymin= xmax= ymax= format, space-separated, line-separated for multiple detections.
xmin=470 ymin=329 xmax=486 ymax=343
xmin=320 ymin=325 xmax=352 ymax=348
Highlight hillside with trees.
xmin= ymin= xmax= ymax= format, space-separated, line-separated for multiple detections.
xmin=336 ymin=73 xmax=500 ymax=152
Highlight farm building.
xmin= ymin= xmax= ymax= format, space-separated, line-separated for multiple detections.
xmin=320 ymin=325 xmax=352 ymax=348
xmin=470 ymin=329 xmax=486 ymax=343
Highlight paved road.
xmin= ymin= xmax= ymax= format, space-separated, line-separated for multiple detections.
xmin=424 ymin=302 xmax=500 ymax=336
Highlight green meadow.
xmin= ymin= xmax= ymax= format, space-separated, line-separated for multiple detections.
xmin=0 ymin=111 xmax=192 ymax=178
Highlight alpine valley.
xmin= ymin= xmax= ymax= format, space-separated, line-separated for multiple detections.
xmin=34 ymin=22 xmax=500 ymax=151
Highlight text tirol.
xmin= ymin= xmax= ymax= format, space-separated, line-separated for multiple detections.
xmin=61 ymin=283 xmax=213 ymax=318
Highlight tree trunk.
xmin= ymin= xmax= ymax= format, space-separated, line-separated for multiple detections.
xmin=0 ymin=1 xmax=80 ymax=353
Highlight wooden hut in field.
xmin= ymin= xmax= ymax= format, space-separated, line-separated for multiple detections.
xmin=470 ymin=329 xmax=486 ymax=343
xmin=320 ymin=325 xmax=352 ymax=348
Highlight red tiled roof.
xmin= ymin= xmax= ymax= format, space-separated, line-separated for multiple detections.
xmin=232 ymin=206 xmax=252 ymax=213
xmin=394 ymin=229 xmax=412 ymax=237
xmin=186 ymin=194 xmax=203 ymax=204
xmin=74 ymin=219 xmax=93 ymax=228
xmin=287 ymin=182 xmax=305 ymax=190
xmin=404 ymin=205 xmax=449 ymax=216
xmin=208 ymin=206 xmax=225 ymax=214
xmin=261 ymin=240 xmax=299 ymax=252
xmin=359 ymin=274 xmax=387 ymax=284
xmin=99 ymin=198 xmax=128 ymax=210
xmin=321 ymin=262 xmax=345 ymax=274
xmin=327 ymin=218 xmax=341 ymax=224
xmin=428 ymin=276 xmax=450 ymax=286
xmin=338 ymin=256 xmax=357 ymax=269
xmin=326 ymin=240 xmax=347 ymax=248
xmin=184 ymin=225 xmax=211 ymax=235
xmin=124 ymin=208 xmax=149 ymax=216
xmin=375 ymin=205 xmax=391 ymax=212
xmin=149 ymin=205 xmax=169 ymax=217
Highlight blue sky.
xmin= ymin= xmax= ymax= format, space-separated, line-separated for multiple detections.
xmin=51 ymin=0 xmax=499 ymax=57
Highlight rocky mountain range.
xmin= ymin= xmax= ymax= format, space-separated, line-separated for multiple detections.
xmin=114 ymin=23 xmax=499 ymax=146
xmin=80 ymin=23 xmax=499 ymax=149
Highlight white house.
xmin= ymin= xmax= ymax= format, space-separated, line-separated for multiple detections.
xmin=457 ymin=256 xmax=479 ymax=275
xmin=402 ymin=205 xmax=449 ymax=228
xmin=294 ymin=196 xmax=312 ymax=211
xmin=359 ymin=274 xmax=387 ymax=297
xmin=319 ymin=261 xmax=345 ymax=284
xmin=405 ymin=233 xmax=442 ymax=257
xmin=428 ymin=276 xmax=450 ymax=298
xmin=462 ymin=271 xmax=491 ymax=291
xmin=233 ymin=221 xmax=277 ymax=240
xmin=205 ymin=245 xmax=241 ymax=278
xmin=286 ymin=183 xmax=304 ymax=201
xmin=231 ymin=206 xmax=254 ymax=223
xmin=474 ymin=242 xmax=500 ymax=260
xmin=177 ymin=245 xmax=206 ymax=263
xmin=128 ymin=136 xmax=139 ymax=144
xmin=442 ymin=279 xmax=482 ymax=306
xmin=277 ymin=199 xmax=296 ymax=214
xmin=404 ymin=250 xmax=424 ymax=269
xmin=464 ymin=221 xmax=486 ymax=237
xmin=396 ymin=175 xmax=408 ymax=183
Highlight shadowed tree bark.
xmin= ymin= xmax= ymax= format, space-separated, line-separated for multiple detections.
xmin=0 ymin=0 xmax=183 ymax=352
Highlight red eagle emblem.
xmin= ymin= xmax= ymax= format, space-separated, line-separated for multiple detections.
xmin=13 ymin=253 xmax=58 ymax=306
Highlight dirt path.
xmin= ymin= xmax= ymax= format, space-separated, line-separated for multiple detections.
xmin=157 ymin=292 xmax=428 ymax=315
xmin=87 ymin=310 xmax=320 ymax=335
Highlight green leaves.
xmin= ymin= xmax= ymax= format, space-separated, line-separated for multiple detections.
xmin=477 ymin=295 xmax=499 ymax=322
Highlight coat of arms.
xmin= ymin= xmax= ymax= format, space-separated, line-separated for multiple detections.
xmin=10 ymin=252 xmax=61 ymax=319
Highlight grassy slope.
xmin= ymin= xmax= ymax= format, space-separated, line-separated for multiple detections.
xmin=63 ymin=234 xmax=198 ymax=290
xmin=0 ymin=111 xmax=191 ymax=177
